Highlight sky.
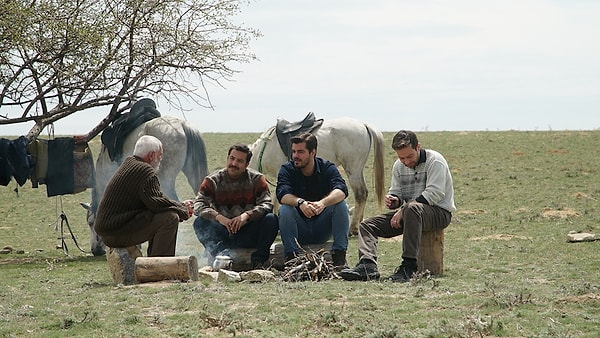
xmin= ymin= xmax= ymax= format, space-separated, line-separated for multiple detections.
xmin=2 ymin=0 xmax=599 ymax=136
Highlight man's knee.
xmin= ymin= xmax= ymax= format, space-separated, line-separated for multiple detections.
xmin=278 ymin=205 xmax=297 ymax=230
xmin=262 ymin=213 xmax=279 ymax=233
xmin=278 ymin=205 xmax=295 ymax=218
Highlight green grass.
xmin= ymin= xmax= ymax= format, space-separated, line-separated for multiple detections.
xmin=1 ymin=130 xmax=599 ymax=337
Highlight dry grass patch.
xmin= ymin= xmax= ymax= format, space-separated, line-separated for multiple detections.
xmin=561 ymin=293 xmax=600 ymax=304
xmin=540 ymin=207 xmax=581 ymax=219
xmin=470 ymin=234 xmax=532 ymax=241
xmin=457 ymin=209 xmax=486 ymax=215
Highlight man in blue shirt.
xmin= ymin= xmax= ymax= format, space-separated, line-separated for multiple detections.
xmin=276 ymin=133 xmax=350 ymax=270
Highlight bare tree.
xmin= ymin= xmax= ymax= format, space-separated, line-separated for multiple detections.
xmin=0 ymin=0 xmax=260 ymax=140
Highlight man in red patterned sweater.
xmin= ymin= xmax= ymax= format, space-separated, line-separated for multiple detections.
xmin=192 ymin=143 xmax=279 ymax=269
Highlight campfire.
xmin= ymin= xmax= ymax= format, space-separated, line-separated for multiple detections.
xmin=281 ymin=248 xmax=338 ymax=282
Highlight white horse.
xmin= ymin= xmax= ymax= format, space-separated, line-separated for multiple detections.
xmin=81 ymin=116 xmax=208 ymax=256
xmin=249 ymin=117 xmax=385 ymax=235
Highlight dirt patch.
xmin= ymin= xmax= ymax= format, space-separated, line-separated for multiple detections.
xmin=470 ymin=234 xmax=531 ymax=241
xmin=573 ymin=192 xmax=593 ymax=200
xmin=0 ymin=257 xmax=40 ymax=265
xmin=562 ymin=293 xmax=600 ymax=304
xmin=547 ymin=149 xmax=569 ymax=155
xmin=457 ymin=209 xmax=486 ymax=215
xmin=540 ymin=207 xmax=580 ymax=219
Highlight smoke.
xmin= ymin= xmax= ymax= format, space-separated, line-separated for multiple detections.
xmin=176 ymin=217 xmax=210 ymax=266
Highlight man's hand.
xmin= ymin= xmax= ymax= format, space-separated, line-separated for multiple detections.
xmin=182 ymin=199 xmax=194 ymax=217
xmin=299 ymin=201 xmax=322 ymax=218
xmin=217 ymin=213 xmax=250 ymax=234
xmin=229 ymin=213 xmax=250 ymax=233
xmin=385 ymin=195 xmax=400 ymax=209
xmin=390 ymin=209 xmax=403 ymax=229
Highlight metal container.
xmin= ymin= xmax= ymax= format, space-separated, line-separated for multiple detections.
xmin=212 ymin=255 xmax=232 ymax=271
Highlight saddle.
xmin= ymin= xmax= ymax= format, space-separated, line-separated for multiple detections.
xmin=275 ymin=112 xmax=323 ymax=159
xmin=101 ymin=98 xmax=161 ymax=162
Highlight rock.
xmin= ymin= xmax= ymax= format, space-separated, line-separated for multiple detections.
xmin=1 ymin=246 xmax=14 ymax=254
xmin=217 ymin=269 xmax=241 ymax=282
xmin=198 ymin=270 xmax=219 ymax=283
xmin=567 ymin=232 xmax=597 ymax=242
xmin=239 ymin=269 xmax=276 ymax=282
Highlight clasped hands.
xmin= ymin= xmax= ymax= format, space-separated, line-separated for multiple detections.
xmin=299 ymin=200 xmax=324 ymax=218
xmin=217 ymin=212 xmax=250 ymax=234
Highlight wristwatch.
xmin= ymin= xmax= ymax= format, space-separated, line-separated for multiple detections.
xmin=297 ymin=198 xmax=305 ymax=207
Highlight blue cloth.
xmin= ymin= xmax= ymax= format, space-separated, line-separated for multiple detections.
xmin=0 ymin=136 xmax=34 ymax=187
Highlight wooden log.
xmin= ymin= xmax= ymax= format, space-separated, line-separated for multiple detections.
xmin=135 ymin=256 xmax=199 ymax=283
xmin=106 ymin=246 xmax=142 ymax=285
xmin=417 ymin=229 xmax=444 ymax=275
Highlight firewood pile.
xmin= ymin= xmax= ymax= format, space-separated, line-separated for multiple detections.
xmin=281 ymin=248 xmax=337 ymax=282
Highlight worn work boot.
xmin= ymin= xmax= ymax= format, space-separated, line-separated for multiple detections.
xmin=339 ymin=260 xmax=380 ymax=281
xmin=387 ymin=259 xmax=418 ymax=283
xmin=284 ymin=252 xmax=298 ymax=266
xmin=251 ymin=260 xmax=268 ymax=270
xmin=330 ymin=250 xmax=348 ymax=271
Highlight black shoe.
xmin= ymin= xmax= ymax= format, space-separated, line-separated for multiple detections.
xmin=387 ymin=263 xmax=418 ymax=283
xmin=284 ymin=252 xmax=298 ymax=266
xmin=339 ymin=260 xmax=380 ymax=281
xmin=251 ymin=260 xmax=267 ymax=270
xmin=330 ymin=250 xmax=348 ymax=271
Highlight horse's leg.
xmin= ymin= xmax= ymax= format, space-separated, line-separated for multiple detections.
xmin=345 ymin=170 xmax=368 ymax=236
xmin=158 ymin=172 xmax=179 ymax=201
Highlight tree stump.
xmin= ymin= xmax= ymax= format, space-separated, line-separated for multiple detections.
xmin=106 ymin=246 xmax=142 ymax=285
xmin=417 ymin=229 xmax=444 ymax=275
xmin=135 ymin=256 xmax=199 ymax=283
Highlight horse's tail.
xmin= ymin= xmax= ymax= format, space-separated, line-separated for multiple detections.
xmin=182 ymin=122 xmax=209 ymax=194
xmin=365 ymin=123 xmax=385 ymax=208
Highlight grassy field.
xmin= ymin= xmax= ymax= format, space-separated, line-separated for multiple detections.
xmin=1 ymin=130 xmax=599 ymax=337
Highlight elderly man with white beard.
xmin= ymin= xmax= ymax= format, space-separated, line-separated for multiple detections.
xmin=94 ymin=135 xmax=193 ymax=257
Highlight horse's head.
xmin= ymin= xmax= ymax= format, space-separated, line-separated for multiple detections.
xmin=248 ymin=126 xmax=278 ymax=173
xmin=80 ymin=196 xmax=106 ymax=256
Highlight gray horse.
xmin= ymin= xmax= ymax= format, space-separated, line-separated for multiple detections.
xmin=81 ymin=116 xmax=208 ymax=256
xmin=248 ymin=117 xmax=385 ymax=235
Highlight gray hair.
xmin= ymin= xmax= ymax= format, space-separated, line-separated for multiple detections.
xmin=133 ymin=135 xmax=162 ymax=157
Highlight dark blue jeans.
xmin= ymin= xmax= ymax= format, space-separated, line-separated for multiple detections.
xmin=278 ymin=201 xmax=349 ymax=255
xmin=193 ymin=213 xmax=279 ymax=263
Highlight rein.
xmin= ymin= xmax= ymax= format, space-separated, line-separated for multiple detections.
xmin=58 ymin=211 xmax=87 ymax=256
xmin=50 ymin=196 xmax=87 ymax=256
xmin=256 ymin=126 xmax=275 ymax=173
